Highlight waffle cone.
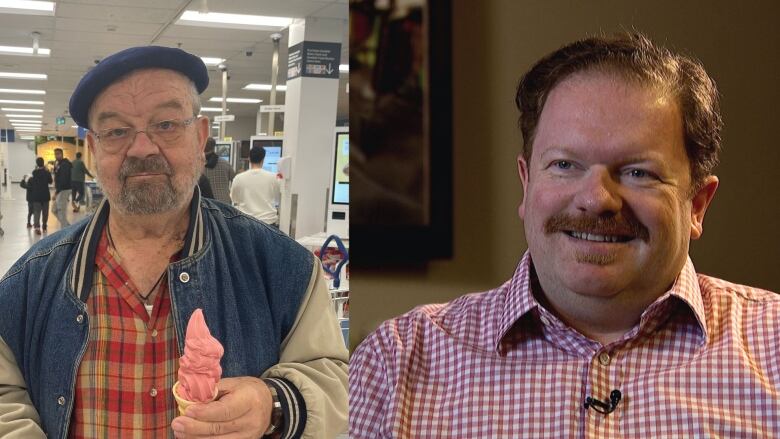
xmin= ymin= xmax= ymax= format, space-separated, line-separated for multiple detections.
xmin=172 ymin=381 xmax=218 ymax=415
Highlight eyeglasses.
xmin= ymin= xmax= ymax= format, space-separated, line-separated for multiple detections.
xmin=93 ymin=116 xmax=199 ymax=153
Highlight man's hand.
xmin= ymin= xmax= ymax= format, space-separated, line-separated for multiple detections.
xmin=171 ymin=376 xmax=273 ymax=439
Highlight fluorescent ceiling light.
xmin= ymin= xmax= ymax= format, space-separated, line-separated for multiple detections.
xmin=1 ymin=107 xmax=42 ymax=112
xmin=0 ymin=88 xmax=45 ymax=95
xmin=0 ymin=99 xmax=43 ymax=104
xmin=178 ymin=10 xmax=292 ymax=31
xmin=6 ymin=113 xmax=42 ymax=118
xmin=0 ymin=0 xmax=54 ymax=15
xmin=200 ymin=107 xmax=230 ymax=112
xmin=339 ymin=64 xmax=348 ymax=73
xmin=209 ymin=97 xmax=262 ymax=104
xmin=20 ymin=135 xmax=35 ymax=139
xmin=0 ymin=71 xmax=46 ymax=80
xmin=243 ymin=84 xmax=287 ymax=91
xmin=201 ymin=57 xmax=225 ymax=66
xmin=0 ymin=45 xmax=50 ymax=57
xmin=10 ymin=120 xmax=42 ymax=124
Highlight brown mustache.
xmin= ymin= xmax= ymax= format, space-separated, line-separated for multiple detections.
xmin=544 ymin=213 xmax=649 ymax=241
xmin=119 ymin=156 xmax=172 ymax=181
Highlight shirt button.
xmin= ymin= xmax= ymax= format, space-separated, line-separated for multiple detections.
xmin=149 ymin=388 xmax=158 ymax=397
xmin=179 ymin=272 xmax=190 ymax=283
xmin=57 ymin=396 xmax=66 ymax=405
xmin=539 ymin=315 xmax=550 ymax=326
xmin=76 ymin=314 xmax=84 ymax=324
xmin=598 ymin=352 xmax=611 ymax=366
xmin=151 ymin=329 xmax=158 ymax=337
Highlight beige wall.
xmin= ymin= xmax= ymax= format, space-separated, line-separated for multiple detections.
xmin=350 ymin=0 xmax=780 ymax=350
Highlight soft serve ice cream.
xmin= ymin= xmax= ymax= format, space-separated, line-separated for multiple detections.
xmin=173 ymin=308 xmax=224 ymax=413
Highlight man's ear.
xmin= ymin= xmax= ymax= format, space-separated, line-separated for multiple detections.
xmin=518 ymin=154 xmax=530 ymax=220
xmin=690 ymin=175 xmax=719 ymax=240
xmin=196 ymin=116 xmax=210 ymax=152
xmin=86 ymin=132 xmax=96 ymax=156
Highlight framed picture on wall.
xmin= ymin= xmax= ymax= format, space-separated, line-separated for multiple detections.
xmin=349 ymin=0 xmax=452 ymax=266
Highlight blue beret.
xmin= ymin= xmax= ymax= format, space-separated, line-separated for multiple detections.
xmin=68 ymin=46 xmax=209 ymax=129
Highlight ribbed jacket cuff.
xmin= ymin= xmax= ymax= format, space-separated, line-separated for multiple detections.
xmin=263 ymin=377 xmax=307 ymax=439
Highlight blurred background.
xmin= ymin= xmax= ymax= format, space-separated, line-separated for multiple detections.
xmin=349 ymin=0 xmax=780 ymax=350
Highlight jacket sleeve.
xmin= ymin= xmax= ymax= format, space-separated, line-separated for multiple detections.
xmin=261 ymin=261 xmax=348 ymax=439
xmin=0 ymin=337 xmax=46 ymax=438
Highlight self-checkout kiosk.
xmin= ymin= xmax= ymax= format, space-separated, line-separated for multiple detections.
xmin=326 ymin=128 xmax=349 ymax=237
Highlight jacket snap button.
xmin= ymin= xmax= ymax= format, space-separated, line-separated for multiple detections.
xmin=57 ymin=396 xmax=66 ymax=405
xmin=76 ymin=314 xmax=84 ymax=324
xmin=179 ymin=272 xmax=190 ymax=283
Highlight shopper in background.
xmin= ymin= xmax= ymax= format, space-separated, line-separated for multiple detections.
xmin=350 ymin=32 xmax=780 ymax=437
xmin=230 ymin=145 xmax=281 ymax=227
xmin=202 ymin=136 xmax=235 ymax=204
xmin=0 ymin=45 xmax=347 ymax=438
xmin=70 ymin=151 xmax=93 ymax=213
xmin=27 ymin=157 xmax=52 ymax=235
xmin=19 ymin=173 xmax=33 ymax=229
xmin=50 ymin=147 xmax=72 ymax=227
xmin=197 ymin=173 xmax=214 ymax=199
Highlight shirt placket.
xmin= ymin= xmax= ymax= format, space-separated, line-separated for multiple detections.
xmin=584 ymin=347 xmax=622 ymax=438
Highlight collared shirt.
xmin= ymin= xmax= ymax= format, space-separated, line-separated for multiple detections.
xmin=350 ymin=252 xmax=780 ymax=438
xmin=203 ymin=155 xmax=236 ymax=205
xmin=70 ymin=227 xmax=178 ymax=438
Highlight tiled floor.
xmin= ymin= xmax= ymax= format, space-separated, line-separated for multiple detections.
xmin=0 ymin=183 xmax=91 ymax=276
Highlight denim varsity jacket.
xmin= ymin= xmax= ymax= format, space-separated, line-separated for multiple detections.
xmin=0 ymin=190 xmax=349 ymax=438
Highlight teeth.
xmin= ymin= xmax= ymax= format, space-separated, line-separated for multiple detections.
xmin=570 ymin=231 xmax=622 ymax=243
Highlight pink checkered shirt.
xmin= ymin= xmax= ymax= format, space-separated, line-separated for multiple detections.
xmin=350 ymin=252 xmax=780 ymax=438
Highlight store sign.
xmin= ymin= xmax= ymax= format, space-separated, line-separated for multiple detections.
xmin=260 ymin=105 xmax=285 ymax=113
xmin=287 ymin=41 xmax=341 ymax=80
xmin=213 ymin=114 xmax=235 ymax=122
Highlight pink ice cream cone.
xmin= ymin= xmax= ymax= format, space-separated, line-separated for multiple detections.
xmin=173 ymin=308 xmax=224 ymax=415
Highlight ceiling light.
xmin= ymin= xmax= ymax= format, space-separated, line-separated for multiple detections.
xmin=0 ymin=99 xmax=43 ymax=104
xmin=339 ymin=64 xmax=348 ymax=73
xmin=177 ymin=10 xmax=292 ymax=31
xmin=200 ymin=107 xmax=230 ymax=112
xmin=0 ymin=45 xmax=50 ymax=57
xmin=1 ymin=107 xmax=42 ymax=112
xmin=5 ymin=113 xmax=42 ymax=118
xmin=0 ymin=88 xmax=45 ymax=95
xmin=0 ymin=1 xmax=55 ymax=15
xmin=19 ymin=135 xmax=34 ymax=139
xmin=243 ymin=84 xmax=287 ymax=91
xmin=201 ymin=57 xmax=225 ymax=66
xmin=0 ymin=71 xmax=46 ymax=80
xmin=10 ymin=120 xmax=42 ymax=124
xmin=209 ymin=97 xmax=262 ymax=104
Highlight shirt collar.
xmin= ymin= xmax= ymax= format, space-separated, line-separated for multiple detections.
xmin=493 ymin=251 xmax=709 ymax=351
xmin=69 ymin=186 xmax=205 ymax=303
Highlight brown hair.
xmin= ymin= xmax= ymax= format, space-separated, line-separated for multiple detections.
xmin=516 ymin=32 xmax=722 ymax=192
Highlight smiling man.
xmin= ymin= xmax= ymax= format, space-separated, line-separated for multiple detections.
xmin=0 ymin=46 xmax=347 ymax=438
xmin=350 ymin=33 xmax=779 ymax=437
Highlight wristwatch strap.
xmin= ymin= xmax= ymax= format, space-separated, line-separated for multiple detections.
xmin=262 ymin=379 xmax=284 ymax=437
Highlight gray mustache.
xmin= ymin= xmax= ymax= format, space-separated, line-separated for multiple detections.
xmin=119 ymin=156 xmax=172 ymax=181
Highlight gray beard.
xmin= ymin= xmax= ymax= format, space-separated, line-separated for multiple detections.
xmin=97 ymin=154 xmax=202 ymax=215
xmin=117 ymin=177 xmax=181 ymax=215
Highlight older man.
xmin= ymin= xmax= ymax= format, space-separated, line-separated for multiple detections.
xmin=0 ymin=46 xmax=347 ymax=438
xmin=350 ymin=33 xmax=779 ymax=437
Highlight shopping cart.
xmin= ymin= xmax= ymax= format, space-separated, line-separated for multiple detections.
xmin=84 ymin=181 xmax=104 ymax=212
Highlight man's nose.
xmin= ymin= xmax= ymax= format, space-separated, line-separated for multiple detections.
xmin=573 ymin=167 xmax=623 ymax=215
xmin=125 ymin=130 xmax=161 ymax=157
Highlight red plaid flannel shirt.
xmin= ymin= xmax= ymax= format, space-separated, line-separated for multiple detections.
xmin=350 ymin=252 xmax=780 ymax=438
xmin=69 ymin=228 xmax=178 ymax=438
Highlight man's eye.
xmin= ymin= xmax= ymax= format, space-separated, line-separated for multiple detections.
xmin=104 ymin=128 xmax=129 ymax=138
xmin=627 ymin=169 xmax=651 ymax=179
xmin=554 ymin=160 xmax=573 ymax=170
xmin=155 ymin=120 xmax=177 ymax=131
